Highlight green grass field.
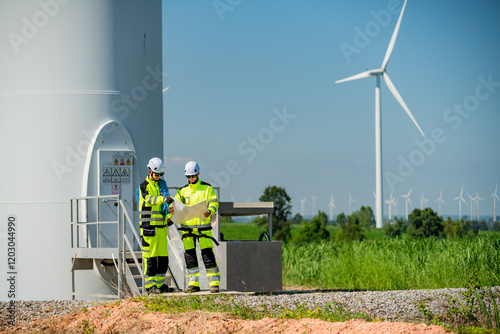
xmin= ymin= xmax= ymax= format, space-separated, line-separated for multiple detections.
xmin=220 ymin=222 xmax=500 ymax=291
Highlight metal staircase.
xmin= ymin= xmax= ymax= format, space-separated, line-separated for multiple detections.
xmin=70 ymin=195 xmax=183 ymax=299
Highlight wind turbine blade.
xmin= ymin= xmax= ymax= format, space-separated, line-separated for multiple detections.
xmin=336 ymin=70 xmax=373 ymax=84
xmin=381 ymin=0 xmax=408 ymax=71
xmin=383 ymin=73 xmax=426 ymax=137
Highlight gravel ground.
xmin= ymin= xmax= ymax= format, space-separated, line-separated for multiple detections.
xmin=1 ymin=287 xmax=499 ymax=329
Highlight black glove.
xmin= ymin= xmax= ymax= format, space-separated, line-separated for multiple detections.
xmin=164 ymin=196 xmax=174 ymax=204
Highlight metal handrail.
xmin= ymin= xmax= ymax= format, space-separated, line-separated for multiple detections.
xmin=70 ymin=195 xmax=144 ymax=299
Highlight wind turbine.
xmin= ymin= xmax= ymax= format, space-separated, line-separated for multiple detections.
xmin=420 ymin=191 xmax=429 ymax=209
xmin=311 ymin=195 xmax=317 ymax=217
xmin=401 ymin=188 xmax=412 ymax=220
xmin=491 ymin=185 xmax=499 ymax=222
xmin=435 ymin=190 xmax=446 ymax=217
xmin=348 ymin=192 xmax=355 ymax=215
xmin=329 ymin=195 xmax=336 ymax=221
xmin=454 ymin=186 xmax=467 ymax=220
xmin=335 ymin=0 xmax=425 ymax=229
xmin=476 ymin=192 xmax=483 ymax=220
xmin=467 ymin=193 xmax=475 ymax=221
xmin=385 ymin=191 xmax=395 ymax=221
xmin=300 ymin=198 xmax=306 ymax=217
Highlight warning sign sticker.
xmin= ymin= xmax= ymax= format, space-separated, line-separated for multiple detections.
xmin=102 ymin=168 xmax=112 ymax=182
xmin=112 ymin=168 xmax=121 ymax=182
xmin=120 ymin=167 xmax=130 ymax=183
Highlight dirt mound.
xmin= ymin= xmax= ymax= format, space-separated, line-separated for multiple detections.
xmin=4 ymin=299 xmax=448 ymax=334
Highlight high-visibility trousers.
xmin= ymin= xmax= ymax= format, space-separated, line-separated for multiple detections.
xmin=182 ymin=229 xmax=220 ymax=288
xmin=141 ymin=226 xmax=169 ymax=289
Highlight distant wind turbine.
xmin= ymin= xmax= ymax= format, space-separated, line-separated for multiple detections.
xmin=435 ymin=190 xmax=446 ymax=217
xmin=420 ymin=191 xmax=429 ymax=209
xmin=476 ymin=192 xmax=483 ymax=220
xmin=335 ymin=0 xmax=425 ymax=229
xmin=491 ymin=185 xmax=499 ymax=222
xmin=401 ymin=188 xmax=412 ymax=220
xmin=385 ymin=191 xmax=396 ymax=221
xmin=467 ymin=193 xmax=475 ymax=221
xmin=454 ymin=187 xmax=467 ymax=220
xmin=329 ymin=195 xmax=336 ymax=221
xmin=300 ymin=198 xmax=306 ymax=217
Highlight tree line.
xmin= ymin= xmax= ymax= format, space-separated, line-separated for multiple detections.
xmin=253 ymin=186 xmax=500 ymax=244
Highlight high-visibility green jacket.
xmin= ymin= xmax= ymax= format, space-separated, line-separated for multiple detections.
xmin=139 ymin=177 xmax=171 ymax=228
xmin=174 ymin=179 xmax=219 ymax=230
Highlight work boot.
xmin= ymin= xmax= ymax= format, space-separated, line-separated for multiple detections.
xmin=210 ymin=286 xmax=219 ymax=293
xmin=158 ymin=284 xmax=173 ymax=293
xmin=184 ymin=285 xmax=200 ymax=293
xmin=146 ymin=286 xmax=160 ymax=295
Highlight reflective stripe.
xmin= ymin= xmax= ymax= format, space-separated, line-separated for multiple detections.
xmin=140 ymin=217 xmax=164 ymax=222
xmin=206 ymin=267 xmax=220 ymax=282
xmin=155 ymin=277 xmax=165 ymax=285
xmin=142 ymin=249 xmax=150 ymax=253
xmin=145 ymin=276 xmax=156 ymax=288
xmin=182 ymin=223 xmax=211 ymax=229
xmin=208 ymin=199 xmax=217 ymax=204
xmin=148 ymin=196 xmax=159 ymax=205
xmin=187 ymin=268 xmax=199 ymax=282
xmin=208 ymin=205 xmax=217 ymax=212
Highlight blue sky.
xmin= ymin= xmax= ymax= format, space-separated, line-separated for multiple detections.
xmin=162 ymin=0 xmax=500 ymax=219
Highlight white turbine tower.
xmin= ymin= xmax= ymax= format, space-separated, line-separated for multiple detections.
xmin=401 ymin=188 xmax=412 ymax=220
xmin=335 ymin=0 xmax=425 ymax=229
xmin=311 ymin=195 xmax=317 ymax=217
xmin=348 ymin=192 xmax=355 ymax=215
xmin=491 ymin=185 xmax=499 ymax=222
xmin=385 ymin=191 xmax=395 ymax=221
xmin=329 ymin=195 xmax=336 ymax=221
xmin=454 ymin=186 xmax=467 ymax=220
xmin=467 ymin=193 xmax=475 ymax=221
xmin=420 ymin=191 xmax=429 ymax=209
xmin=300 ymin=198 xmax=306 ymax=217
xmin=476 ymin=192 xmax=483 ymax=220
xmin=436 ymin=190 xmax=446 ymax=217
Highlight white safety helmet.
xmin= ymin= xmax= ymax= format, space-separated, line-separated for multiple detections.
xmin=147 ymin=157 xmax=165 ymax=174
xmin=184 ymin=161 xmax=200 ymax=176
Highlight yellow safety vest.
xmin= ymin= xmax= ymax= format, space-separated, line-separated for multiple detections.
xmin=174 ymin=179 xmax=219 ymax=230
xmin=139 ymin=177 xmax=169 ymax=227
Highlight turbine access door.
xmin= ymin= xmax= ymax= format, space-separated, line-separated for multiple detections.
xmin=83 ymin=121 xmax=137 ymax=250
